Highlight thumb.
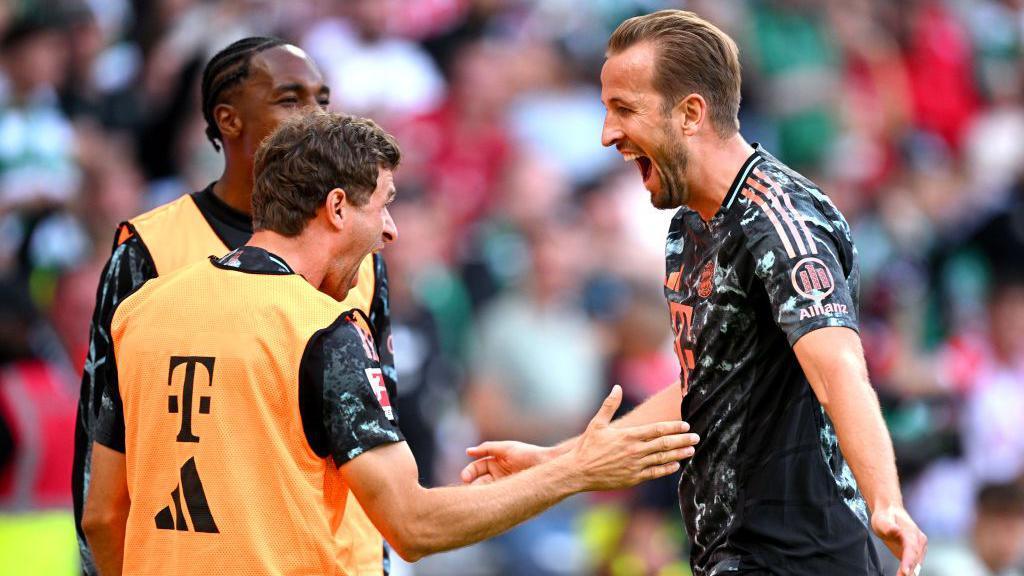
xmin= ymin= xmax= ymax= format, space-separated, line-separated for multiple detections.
xmin=589 ymin=385 xmax=622 ymax=429
xmin=466 ymin=443 xmax=493 ymax=458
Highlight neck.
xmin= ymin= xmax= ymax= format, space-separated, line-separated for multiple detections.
xmin=247 ymin=230 xmax=330 ymax=288
xmin=686 ymin=133 xmax=754 ymax=221
xmin=212 ymin=153 xmax=254 ymax=215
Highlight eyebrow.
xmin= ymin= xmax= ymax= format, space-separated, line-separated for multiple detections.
xmin=272 ymin=83 xmax=330 ymax=96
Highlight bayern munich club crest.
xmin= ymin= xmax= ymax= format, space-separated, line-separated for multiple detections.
xmin=698 ymin=261 xmax=715 ymax=299
xmin=791 ymin=257 xmax=834 ymax=300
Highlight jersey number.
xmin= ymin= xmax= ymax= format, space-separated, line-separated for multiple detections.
xmin=669 ymin=302 xmax=696 ymax=395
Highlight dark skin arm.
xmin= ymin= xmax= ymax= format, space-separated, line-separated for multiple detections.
xmin=82 ymin=443 xmax=130 ymax=576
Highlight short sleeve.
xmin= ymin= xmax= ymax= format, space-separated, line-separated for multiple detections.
xmin=93 ymin=345 xmax=126 ymax=452
xmin=299 ymin=314 xmax=404 ymax=467
xmin=739 ymin=176 xmax=858 ymax=346
xmin=85 ymin=224 xmax=156 ymax=452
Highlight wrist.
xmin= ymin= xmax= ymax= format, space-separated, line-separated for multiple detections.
xmin=546 ymin=451 xmax=587 ymax=496
xmin=869 ymin=498 xmax=904 ymax=514
xmin=551 ymin=438 xmax=577 ymax=459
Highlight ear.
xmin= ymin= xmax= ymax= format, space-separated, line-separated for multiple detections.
xmin=214 ymin=103 xmax=242 ymax=141
xmin=324 ymin=188 xmax=347 ymax=231
xmin=672 ymin=93 xmax=707 ymax=136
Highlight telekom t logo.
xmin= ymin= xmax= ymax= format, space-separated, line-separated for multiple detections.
xmin=168 ymin=356 xmax=215 ymax=443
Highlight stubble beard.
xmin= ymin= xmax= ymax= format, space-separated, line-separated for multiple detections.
xmin=650 ymin=127 xmax=689 ymax=210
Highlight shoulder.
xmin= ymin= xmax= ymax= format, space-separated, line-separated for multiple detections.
xmin=107 ymin=223 xmax=157 ymax=278
xmin=109 ymin=258 xmax=215 ymax=331
xmin=302 ymin=312 xmax=395 ymax=421
xmin=306 ymin=312 xmax=380 ymax=369
xmin=127 ymin=194 xmax=198 ymax=231
xmin=734 ymin=159 xmax=852 ymax=256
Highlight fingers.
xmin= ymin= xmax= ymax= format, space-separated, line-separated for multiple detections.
xmin=642 ymin=461 xmax=681 ymax=481
xmin=638 ymin=446 xmax=696 ymax=468
xmin=466 ymin=442 xmax=505 ymax=458
xmin=589 ymin=385 xmax=622 ymax=428
xmin=898 ymin=529 xmax=927 ymax=576
xmin=636 ymin=432 xmax=700 ymax=457
xmin=626 ymin=420 xmax=691 ymax=441
xmin=459 ymin=458 xmax=493 ymax=484
xmin=470 ymin=474 xmax=495 ymax=486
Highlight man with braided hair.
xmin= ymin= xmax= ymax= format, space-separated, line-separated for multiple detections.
xmin=72 ymin=37 xmax=398 ymax=575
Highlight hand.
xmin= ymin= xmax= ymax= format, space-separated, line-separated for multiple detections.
xmin=564 ymin=385 xmax=698 ymax=492
xmin=871 ymin=505 xmax=927 ymax=576
xmin=460 ymin=441 xmax=552 ymax=485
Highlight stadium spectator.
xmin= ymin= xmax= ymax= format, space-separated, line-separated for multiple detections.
xmin=926 ymin=480 xmax=1024 ymax=576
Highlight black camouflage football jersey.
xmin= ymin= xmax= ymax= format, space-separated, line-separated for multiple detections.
xmin=665 ymin=146 xmax=882 ymax=575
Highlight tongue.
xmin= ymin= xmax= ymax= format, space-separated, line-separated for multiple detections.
xmin=638 ymin=157 xmax=653 ymax=183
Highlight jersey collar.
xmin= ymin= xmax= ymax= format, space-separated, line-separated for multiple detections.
xmin=720 ymin=143 xmax=766 ymax=214
xmin=211 ymin=246 xmax=295 ymax=275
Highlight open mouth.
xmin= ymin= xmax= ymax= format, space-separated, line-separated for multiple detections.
xmin=622 ymin=151 xmax=654 ymax=186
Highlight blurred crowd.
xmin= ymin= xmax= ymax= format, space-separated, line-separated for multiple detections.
xmin=0 ymin=0 xmax=1022 ymax=574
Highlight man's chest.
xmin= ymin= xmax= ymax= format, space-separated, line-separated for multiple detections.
xmin=663 ymin=219 xmax=764 ymax=394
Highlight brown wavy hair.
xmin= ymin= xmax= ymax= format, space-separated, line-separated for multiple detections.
xmin=252 ymin=112 xmax=400 ymax=236
xmin=608 ymin=10 xmax=742 ymax=136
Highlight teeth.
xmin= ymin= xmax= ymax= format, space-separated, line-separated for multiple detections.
xmin=622 ymin=152 xmax=639 ymax=162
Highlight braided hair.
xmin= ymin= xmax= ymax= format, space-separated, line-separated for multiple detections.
xmin=201 ymin=36 xmax=287 ymax=152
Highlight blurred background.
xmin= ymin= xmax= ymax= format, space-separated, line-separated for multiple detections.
xmin=0 ymin=0 xmax=1022 ymax=574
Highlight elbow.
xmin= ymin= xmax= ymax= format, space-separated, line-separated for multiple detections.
xmin=387 ymin=526 xmax=430 ymax=563
xmin=81 ymin=508 xmax=110 ymax=545
xmin=386 ymin=511 xmax=438 ymax=563
xmin=82 ymin=500 xmax=126 ymax=546
xmin=389 ymin=539 xmax=426 ymax=563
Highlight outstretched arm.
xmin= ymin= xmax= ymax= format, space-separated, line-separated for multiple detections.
xmin=461 ymin=380 xmax=683 ymax=484
xmin=794 ymin=327 xmax=926 ymax=576
xmin=345 ymin=386 xmax=697 ymax=561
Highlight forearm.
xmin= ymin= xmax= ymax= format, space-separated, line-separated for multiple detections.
xmin=399 ymin=454 xmax=580 ymax=559
xmin=85 ymin=522 xmax=126 ymax=569
xmin=815 ymin=351 xmax=903 ymax=511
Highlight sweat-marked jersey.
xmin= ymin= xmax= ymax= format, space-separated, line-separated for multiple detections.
xmin=72 ymin=186 xmax=396 ymax=575
xmin=665 ymin=145 xmax=881 ymax=575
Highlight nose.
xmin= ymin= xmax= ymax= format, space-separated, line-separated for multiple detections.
xmin=382 ymin=207 xmax=398 ymax=244
xmin=601 ymin=112 xmax=622 ymax=148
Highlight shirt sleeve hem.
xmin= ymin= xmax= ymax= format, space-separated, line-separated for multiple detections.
xmin=332 ymin=436 xmax=405 ymax=468
xmin=92 ymin=434 xmax=126 ymax=454
xmin=787 ymin=319 xmax=859 ymax=348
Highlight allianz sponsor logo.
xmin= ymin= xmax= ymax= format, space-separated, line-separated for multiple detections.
xmin=799 ymin=301 xmax=848 ymax=320
xmin=791 ymin=257 xmax=845 ymax=320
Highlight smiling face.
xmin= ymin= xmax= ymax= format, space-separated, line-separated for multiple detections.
xmin=232 ymin=45 xmax=330 ymax=157
xmin=601 ymin=42 xmax=691 ymax=210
